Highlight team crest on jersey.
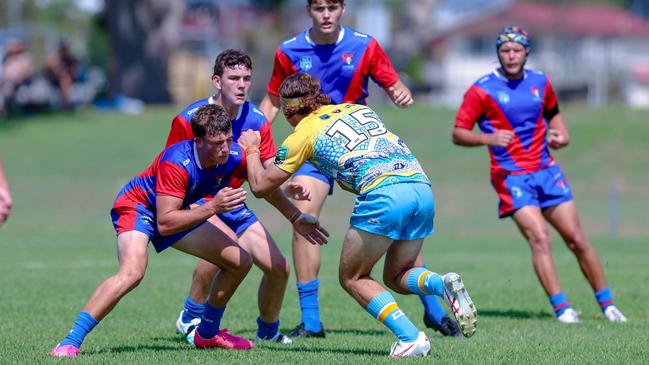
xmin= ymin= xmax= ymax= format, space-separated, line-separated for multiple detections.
xmin=531 ymin=87 xmax=541 ymax=100
xmin=498 ymin=91 xmax=510 ymax=104
xmin=275 ymin=146 xmax=288 ymax=165
xmin=299 ymin=56 xmax=312 ymax=71
xmin=342 ymin=53 xmax=353 ymax=64
xmin=214 ymin=175 xmax=224 ymax=185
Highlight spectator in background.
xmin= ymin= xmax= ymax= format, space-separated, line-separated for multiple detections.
xmin=45 ymin=41 xmax=81 ymax=109
xmin=1 ymin=38 xmax=35 ymax=116
xmin=0 ymin=159 xmax=11 ymax=226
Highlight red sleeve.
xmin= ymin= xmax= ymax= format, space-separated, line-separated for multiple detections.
xmin=259 ymin=121 xmax=278 ymax=162
xmin=454 ymin=86 xmax=486 ymax=130
xmin=543 ymin=77 xmax=559 ymax=111
xmin=266 ymin=48 xmax=297 ymax=97
xmin=368 ymin=39 xmax=399 ymax=88
xmin=165 ymin=115 xmax=194 ymax=148
xmin=156 ymin=161 xmax=188 ymax=199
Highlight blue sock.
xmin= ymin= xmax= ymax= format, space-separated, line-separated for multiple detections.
xmin=549 ymin=292 xmax=571 ymax=317
xmin=366 ymin=291 xmax=419 ymax=342
xmin=595 ymin=288 xmax=614 ymax=312
xmin=256 ymin=317 xmax=280 ymax=340
xmin=197 ymin=303 xmax=225 ymax=339
xmin=406 ymin=267 xmax=444 ymax=297
xmin=59 ymin=312 xmax=99 ymax=348
xmin=416 ymin=265 xmax=448 ymax=325
xmin=297 ymin=279 xmax=321 ymax=332
xmin=181 ymin=296 xmax=205 ymax=323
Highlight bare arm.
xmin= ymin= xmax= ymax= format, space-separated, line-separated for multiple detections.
xmin=0 ymin=160 xmax=12 ymax=225
xmin=452 ymin=127 xmax=515 ymax=147
xmin=547 ymin=113 xmax=570 ymax=149
xmin=385 ymin=79 xmax=414 ymax=108
xmin=156 ymin=187 xmax=246 ymax=236
xmin=259 ymin=94 xmax=281 ymax=124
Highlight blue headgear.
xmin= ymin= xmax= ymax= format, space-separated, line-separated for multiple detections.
xmin=496 ymin=26 xmax=531 ymax=54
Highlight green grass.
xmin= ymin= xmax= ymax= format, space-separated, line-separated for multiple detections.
xmin=0 ymin=105 xmax=648 ymax=364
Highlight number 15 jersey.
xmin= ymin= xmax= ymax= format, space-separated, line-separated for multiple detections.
xmin=275 ymin=104 xmax=429 ymax=195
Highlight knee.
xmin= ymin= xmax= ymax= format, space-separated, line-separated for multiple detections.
xmin=268 ymin=257 xmax=291 ymax=281
xmin=565 ymin=232 xmax=591 ymax=254
xmin=118 ymin=268 xmax=145 ymax=291
xmin=526 ymin=228 xmax=551 ymax=254
xmin=192 ymin=263 xmax=219 ymax=284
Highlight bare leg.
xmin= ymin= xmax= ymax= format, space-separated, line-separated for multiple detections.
xmin=512 ymin=206 xmax=562 ymax=296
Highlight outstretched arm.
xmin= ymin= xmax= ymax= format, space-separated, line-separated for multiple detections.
xmin=452 ymin=127 xmax=515 ymax=147
xmin=385 ymin=79 xmax=414 ymax=108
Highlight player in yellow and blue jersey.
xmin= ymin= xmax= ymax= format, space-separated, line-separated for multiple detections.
xmin=239 ymin=73 xmax=478 ymax=357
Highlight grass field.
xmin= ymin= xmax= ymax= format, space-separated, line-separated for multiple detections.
xmin=0 ymin=104 xmax=648 ymax=364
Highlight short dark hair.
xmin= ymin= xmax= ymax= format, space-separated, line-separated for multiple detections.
xmin=307 ymin=0 xmax=345 ymax=6
xmin=190 ymin=104 xmax=231 ymax=137
xmin=212 ymin=49 xmax=252 ymax=77
xmin=279 ymin=72 xmax=330 ymax=119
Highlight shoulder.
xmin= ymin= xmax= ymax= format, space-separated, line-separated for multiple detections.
xmin=178 ymin=98 xmax=210 ymax=120
xmin=162 ymin=140 xmax=194 ymax=168
xmin=278 ymin=30 xmax=308 ymax=51
xmin=226 ymin=144 xmax=244 ymax=167
xmin=343 ymin=27 xmax=375 ymax=46
xmin=238 ymin=101 xmax=268 ymax=128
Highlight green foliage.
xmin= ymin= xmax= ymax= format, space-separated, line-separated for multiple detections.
xmin=0 ymin=105 xmax=647 ymax=364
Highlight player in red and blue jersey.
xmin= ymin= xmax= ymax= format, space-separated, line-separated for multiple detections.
xmin=51 ymin=105 xmax=259 ymax=357
xmin=170 ymin=49 xmax=327 ymax=345
xmin=453 ymin=26 xmax=626 ymax=324
xmin=258 ymin=0 xmax=460 ymax=338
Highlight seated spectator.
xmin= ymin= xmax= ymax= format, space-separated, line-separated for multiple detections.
xmin=1 ymin=38 xmax=35 ymax=115
xmin=45 ymin=41 xmax=81 ymax=109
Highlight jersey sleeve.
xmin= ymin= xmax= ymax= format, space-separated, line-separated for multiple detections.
xmin=454 ymin=86 xmax=485 ymax=130
xmin=266 ymin=48 xmax=296 ymax=97
xmin=156 ymin=161 xmax=188 ymax=199
xmin=542 ymin=77 xmax=560 ymax=120
xmin=165 ymin=115 xmax=194 ymax=148
xmin=259 ymin=120 xmax=278 ymax=163
xmin=274 ymin=131 xmax=313 ymax=174
xmin=367 ymin=39 xmax=399 ymax=88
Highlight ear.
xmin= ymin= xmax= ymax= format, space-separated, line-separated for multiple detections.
xmin=341 ymin=3 xmax=346 ymax=15
xmin=212 ymin=75 xmax=222 ymax=91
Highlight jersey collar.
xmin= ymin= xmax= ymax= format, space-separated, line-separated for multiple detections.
xmin=193 ymin=141 xmax=203 ymax=170
xmin=305 ymin=26 xmax=345 ymax=46
xmin=493 ymin=68 xmax=527 ymax=82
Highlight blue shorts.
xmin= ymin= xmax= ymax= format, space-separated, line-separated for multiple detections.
xmin=194 ymin=198 xmax=258 ymax=235
xmin=111 ymin=203 xmax=201 ymax=253
xmin=491 ymin=164 xmax=573 ymax=218
xmin=350 ymin=182 xmax=435 ymax=241
xmin=295 ymin=161 xmax=334 ymax=195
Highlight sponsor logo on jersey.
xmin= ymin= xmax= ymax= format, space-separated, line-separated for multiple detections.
xmin=319 ymin=114 xmax=330 ymax=120
xmin=332 ymin=109 xmax=341 ymax=113
xmin=182 ymin=158 xmax=191 ymax=166
xmin=275 ymin=146 xmax=288 ymax=165
xmin=187 ymin=107 xmax=200 ymax=116
xmin=511 ymin=186 xmax=523 ymax=199
xmin=299 ymin=56 xmax=312 ymax=71
xmin=498 ymin=91 xmax=510 ymax=104
xmin=353 ymin=31 xmax=368 ymax=38
xmin=282 ymin=36 xmax=297 ymax=45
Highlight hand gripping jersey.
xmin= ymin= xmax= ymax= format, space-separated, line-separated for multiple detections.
xmin=275 ymin=104 xmax=429 ymax=195
xmin=267 ymin=27 xmax=399 ymax=105
xmin=455 ymin=69 xmax=560 ymax=176
xmin=113 ymin=140 xmax=246 ymax=213
xmin=166 ymin=98 xmax=277 ymax=188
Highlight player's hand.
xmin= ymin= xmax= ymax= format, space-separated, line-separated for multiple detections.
xmin=487 ymin=129 xmax=515 ymax=147
xmin=210 ymin=187 xmax=246 ymax=213
xmin=387 ymin=81 xmax=414 ymax=108
xmin=0 ymin=187 xmax=12 ymax=225
xmin=548 ymin=128 xmax=569 ymax=149
xmin=292 ymin=213 xmax=329 ymax=246
xmin=238 ymin=130 xmax=261 ymax=150
xmin=285 ymin=181 xmax=311 ymax=201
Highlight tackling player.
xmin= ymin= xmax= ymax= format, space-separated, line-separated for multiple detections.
xmin=259 ymin=0 xmax=460 ymax=338
xmin=170 ymin=49 xmax=326 ymax=344
xmin=240 ymin=72 xmax=478 ymax=357
xmin=452 ymin=26 xmax=626 ymax=323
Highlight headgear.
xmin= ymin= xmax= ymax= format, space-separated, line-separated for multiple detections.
xmin=496 ymin=26 xmax=531 ymax=54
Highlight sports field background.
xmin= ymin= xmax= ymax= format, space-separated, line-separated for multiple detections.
xmin=0 ymin=105 xmax=647 ymax=364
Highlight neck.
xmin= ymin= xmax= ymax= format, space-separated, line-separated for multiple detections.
xmin=309 ymin=26 xmax=340 ymax=45
xmin=212 ymin=94 xmax=239 ymax=119
xmin=498 ymin=67 xmax=524 ymax=81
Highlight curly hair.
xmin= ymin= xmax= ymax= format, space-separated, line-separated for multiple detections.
xmin=279 ymin=73 xmax=331 ymax=119
xmin=213 ymin=49 xmax=252 ymax=77
xmin=190 ymin=104 xmax=231 ymax=137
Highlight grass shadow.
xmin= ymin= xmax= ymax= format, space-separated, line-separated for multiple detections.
xmin=478 ymin=308 xmax=549 ymax=320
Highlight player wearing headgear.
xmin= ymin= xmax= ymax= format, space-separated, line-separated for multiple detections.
xmin=452 ymin=26 xmax=626 ymax=324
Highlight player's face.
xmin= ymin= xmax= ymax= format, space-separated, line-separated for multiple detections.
xmin=197 ymin=131 xmax=233 ymax=166
xmin=307 ymin=0 xmax=345 ymax=36
xmin=213 ymin=65 xmax=252 ymax=107
xmin=498 ymin=42 xmax=527 ymax=78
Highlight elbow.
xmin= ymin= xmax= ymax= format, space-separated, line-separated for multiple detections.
xmin=157 ymin=220 xmax=174 ymax=236
xmin=250 ymin=185 xmax=271 ymax=199
xmin=451 ymin=130 xmax=462 ymax=145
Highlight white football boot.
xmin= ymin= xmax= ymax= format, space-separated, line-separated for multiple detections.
xmin=256 ymin=331 xmax=294 ymax=345
xmin=442 ymin=272 xmax=478 ymax=337
xmin=176 ymin=310 xmax=200 ymax=344
xmin=556 ymin=308 xmax=580 ymax=323
xmin=604 ymin=306 xmax=627 ymax=322
xmin=389 ymin=331 xmax=430 ymax=358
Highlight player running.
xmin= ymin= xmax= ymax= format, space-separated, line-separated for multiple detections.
xmin=452 ymin=26 xmax=626 ymax=324
xmin=259 ymin=0 xmax=460 ymax=338
xmin=240 ymin=72 xmax=478 ymax=357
